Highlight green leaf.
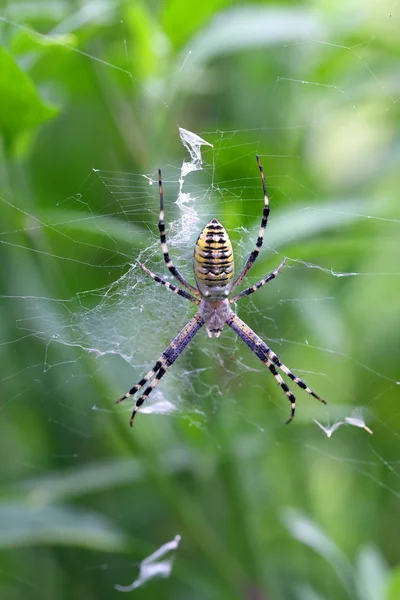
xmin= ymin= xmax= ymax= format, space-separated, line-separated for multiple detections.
xmin=17 ymin=459 xmax=142 ymax=504
xmin=240 ymin=196 xmax=390 ymax=254
xmin=356 ymin=545 xmax=388 ymax=600
xmin=0 ymin=45 xmax=57 ymax=148
xmin=179 ymin=6 xmax=324 ymax=65
xmin=385 ymin=567 xmax=400 ymax=600
xmin=282 ymin=509 xmax=356 ymax=598
xmin=0 ymin=502 xmax=127 ymax=551
xmin=42 ymin=209 xmax=148 ymax=246
xmin=11 ymin=29 xmax=77 ymax=55
xmin=297 ymin=585 xmax=327 ymax=600
xmin=162 ymin=0 xmax=229 ymax=49
xmin=124 ymin=2 xmax=160 ymax=79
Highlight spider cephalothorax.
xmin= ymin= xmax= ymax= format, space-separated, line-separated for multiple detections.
xmin=116 ymin=156 xmax=326 ymax=425
xmin=199 ymin=298 xmax=231 ymax=338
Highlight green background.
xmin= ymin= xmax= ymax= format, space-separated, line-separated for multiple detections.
xmin=0 ymin=1 xmax=399 ymax=599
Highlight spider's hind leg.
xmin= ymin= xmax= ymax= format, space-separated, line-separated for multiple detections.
xmin=116 ymin=313 xmax=204 ymax=426
xmin=263 ymin=357 xmax=298 ymax=423
xmin=129 ymin=363 xmax=169 ymax=426
xmin=116 ymin=358 xmax=164 ymax=405
xmin=226 ymin=313 xmax=326 ymax=422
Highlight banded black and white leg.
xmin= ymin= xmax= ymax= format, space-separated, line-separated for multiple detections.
xmin=230 ymin=257 xmax=287 ymax=303
xmin=226 ymin=314 xmax=326 ymax=422
xmin=116 ymin=314 xmax=204 ymax=425
xmin=136 ymin=260 xmax=200 ymax=305
xmin=231 ymin=155 xmax=271 ymax=292
xmin=158 ymin=168 xmax=200 ymax=296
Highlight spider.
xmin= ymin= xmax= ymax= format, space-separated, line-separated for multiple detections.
xmin=116 ymin=156 xmax=326 ymax=426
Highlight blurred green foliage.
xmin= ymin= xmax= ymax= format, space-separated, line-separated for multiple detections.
xmin=0 ymin=1 xmax=399 ymax=599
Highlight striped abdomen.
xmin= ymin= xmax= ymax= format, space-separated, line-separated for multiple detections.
xmin=193 ymin=218 xmax=234 ymax=299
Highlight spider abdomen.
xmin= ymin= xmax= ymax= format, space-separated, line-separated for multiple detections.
xmin=193 ymin=219 xmax=234 ymax=299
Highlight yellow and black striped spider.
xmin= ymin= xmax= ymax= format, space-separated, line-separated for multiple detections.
xmin=117 ymin=156 xmax=326 ymax=425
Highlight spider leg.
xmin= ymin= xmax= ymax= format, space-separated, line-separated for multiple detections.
xmin=226 ymin=314 xmax=326 ymax=423
xmin=230 ymin=257 xmax=287 ymax=303
xmin=136 ymin=260 xmax=200 ymax=305
xmin=116 ymin=313 xmax=204 ymax=426
xmin=158 ymin=168 xmax=200 ymax=296
xmin=116 ymin=361 xmax=163 ymax=404
xmin=227 ymin=316 xmax=297 ymax=423
xmin=231 ymin=155 xmax=271 ymax=292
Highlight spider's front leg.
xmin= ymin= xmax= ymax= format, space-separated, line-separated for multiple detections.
xmin=136 ymin=260 xmax=199 ymax=305
xmin=158 ymin=168 xmax=200 ymax=296
xmin=230 ymin=257 xmax=287 ymax=303
xmin=230 ymin=155 xmax=271 ymax=292
xmin=116 ymin=313 xmax=204 ymax=425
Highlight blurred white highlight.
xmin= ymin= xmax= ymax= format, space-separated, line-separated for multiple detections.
xmin=314 ymin=409 xmax=373 ymax=438
xmin=114 ymin=534 xmax=181 ymax=592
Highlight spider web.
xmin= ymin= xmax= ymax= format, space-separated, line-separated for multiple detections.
xmin=0 ymin=3 xmax=399 ymax=596
xmin=3 ymin=125 xmax=395 ymax=428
